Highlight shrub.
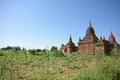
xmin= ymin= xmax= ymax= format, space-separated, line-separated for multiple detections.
xmin=0 ymin=51 xmax=4 ymax=56
xmin=51 ymin=50 xmax=64 ymax=57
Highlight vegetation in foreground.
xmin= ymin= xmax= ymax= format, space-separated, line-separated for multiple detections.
xmin=0 ymin=47 xmax=120 ymax=80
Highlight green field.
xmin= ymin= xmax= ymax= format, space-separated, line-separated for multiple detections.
xmin=0 ymin=50 xmax=120 ymax=80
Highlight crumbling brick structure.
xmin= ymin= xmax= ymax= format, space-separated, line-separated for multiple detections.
xmin=62 ymin=35 xmax=77 ymax=53
xmin=62 ymin=22 xmax=118 ymax=54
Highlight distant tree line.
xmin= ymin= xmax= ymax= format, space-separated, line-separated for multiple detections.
xmin=1 ymin=46 xmax=22 ymax=51
xmin=0 ymin=46 xmax=58 ymax=51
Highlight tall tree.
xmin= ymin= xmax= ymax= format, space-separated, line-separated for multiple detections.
xmin=51 ymin=46 xmax=58 ymax=51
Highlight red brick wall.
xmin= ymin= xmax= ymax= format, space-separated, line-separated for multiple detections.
xmin=78 ymin=43 xmax=95 ymax=54
xmin=95 ymin=46 xmax=105 ymax=54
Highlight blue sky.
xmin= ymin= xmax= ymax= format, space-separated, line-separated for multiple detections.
xmin=0 ymin=0 xmax=120 ymax=49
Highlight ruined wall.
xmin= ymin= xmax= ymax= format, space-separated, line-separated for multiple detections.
xmin=78 ymin=43 xmax=95 ymax=54
xmin=95 ymin=46 xmax=105 ymax=54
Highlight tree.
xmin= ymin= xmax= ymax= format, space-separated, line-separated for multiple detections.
xmin=1 ymin=46 xmax=22 ymax=51
xmin=60 ymin=44 xmax=65 ymax=50
xmin=1 ymin=46 xmax=13 ymax=50
xmin=36 ymin=49 xmax=41 ymax=52
xmin=22 ymin=47 xmax=26 ymax=51
xmin=13 ymin=46 xmax=21 ymax=51
xmin=50 ymin=46 xmax=58 ymax=51
xmin=28 ymin=49 xmax=36 ymax=55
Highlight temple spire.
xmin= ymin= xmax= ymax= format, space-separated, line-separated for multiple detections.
xmin=69 ymin=35 xmax=72 ymax=42
xmin=89 ymin=21 xmax=92 ymax=28
xmin=68 ymin=35 xmax=73 ymax=44
xmin=83 ymin=22 xmax=98 ymax=41
xmin=86 ymin=22 xmax=95 ymax=35
xmin=110 ymin=31 xmax=113 ymax=36
xmin=67 ymin=35 xmax=75 ymax=46
xmin=109 ymin=31 xmax=116 ymax=43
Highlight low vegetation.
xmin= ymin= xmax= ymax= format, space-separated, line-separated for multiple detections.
xmin=0 ymin=47 xmax=120 ymax=80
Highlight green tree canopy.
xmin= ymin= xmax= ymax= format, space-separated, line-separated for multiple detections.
xmin=50 ymin=46 xmax=58 ymax=51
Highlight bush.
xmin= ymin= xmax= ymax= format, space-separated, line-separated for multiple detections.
xmin=52 ymin=50 xmax=64 ymax=57
xmin=95 ymin=58 xmax=120 ymax=80
xmin=0 ymin=51 xmax=4 ymax=56
xmin=71 ymin=56 xmax=120 ymax=80
xmin=28 ymin=49 xmax=36 ymax=55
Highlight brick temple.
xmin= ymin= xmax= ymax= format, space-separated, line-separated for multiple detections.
xmin=62 ymin=22 xmax=118 ymax=54
xmin=62 ymin=35 xmax=78 ymax=53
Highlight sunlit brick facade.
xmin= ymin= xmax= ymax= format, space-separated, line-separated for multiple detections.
xmin=62 ymin=22 xmax=118 ymax=54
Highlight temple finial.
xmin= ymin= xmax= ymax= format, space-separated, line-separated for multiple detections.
xmin=110 ymin=31 xmax=113 ymax=35
xmin=69 ymin=35 xmax=72 ymax=42
xmin=89 ymin=21 xmax=92 ymax=27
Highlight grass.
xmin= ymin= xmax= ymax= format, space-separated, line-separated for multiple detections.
xmin=0 ymin=50 xmax=120 ymax=80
